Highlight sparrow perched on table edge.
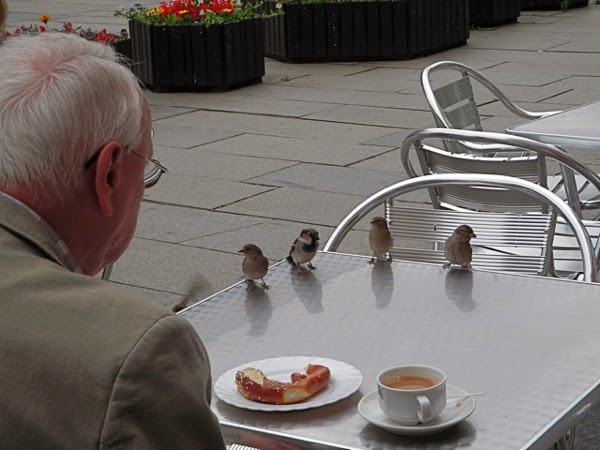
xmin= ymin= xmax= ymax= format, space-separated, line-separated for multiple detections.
xmin=287 ymin=228 xmax=320 ymax=274
xmin=443 ymin=224 xmax=476 ymax=270
xmin=239 ymin=244 xmax=270 ymax=292
xmin=368 ymin=216 xmax=393 ymax=264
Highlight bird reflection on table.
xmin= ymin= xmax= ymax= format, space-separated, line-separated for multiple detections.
xmin=244 ymin=288 xmax=273 ymax=337
xmin=444 ymin=269 xmax=477 ymax=312
xmin=290 ymin=268 xmax=323 ymax=314
xmin=370 ymin=261 xmax=394 ymax=309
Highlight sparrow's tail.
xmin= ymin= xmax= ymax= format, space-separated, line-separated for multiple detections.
xmin=172 ymin=278 xmax=206 ymax=313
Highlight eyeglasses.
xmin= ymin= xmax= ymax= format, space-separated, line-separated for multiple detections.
xmin=83 ymin=141 xmax=167 ymax=189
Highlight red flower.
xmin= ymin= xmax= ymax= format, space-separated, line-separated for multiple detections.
xmin=95 ymin=29 xmax=117 ymax=43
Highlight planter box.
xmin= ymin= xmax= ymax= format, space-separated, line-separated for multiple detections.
xmin=111 ymin=39 xmax=132 ymax=60
xmin=110 ymin=39 xmax=133 ymax=70
xmin=471 ymin=0 xmax=521 ymax=27
xmin=263 ymin=0 xmax=469 ymax=62
xmin=129 ymin=19 xmax=265 ymax=92
xmin=521 ymin=0 xmax=588 ymax=9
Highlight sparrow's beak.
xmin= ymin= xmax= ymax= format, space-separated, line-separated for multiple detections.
xmin=238 ymin=249 xmax=245 ymax=253
xmin=471 ymin=233 xmax=477 ymax=238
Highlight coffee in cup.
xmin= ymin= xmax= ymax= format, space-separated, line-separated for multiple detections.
xmin=377 ymin=365 xmax=446 ymax=425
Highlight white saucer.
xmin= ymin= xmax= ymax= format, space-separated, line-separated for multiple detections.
xmin=357 ymin=385 xmax=476 ymax=436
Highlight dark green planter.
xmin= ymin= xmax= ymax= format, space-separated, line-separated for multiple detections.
xmin=263 ymin=0 xmax=469 ymax=62
xmin=128 ymin=19 xmax=265 ymax=92
xmin=521 ymin=0 xmax=588 ymax=9
xmin=471 ymin=0 xmax=521 ymax=27
xmin=110 ymin=38 xmax=132 ymax=60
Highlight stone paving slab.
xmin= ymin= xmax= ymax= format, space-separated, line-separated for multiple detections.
xmin=194 ymin=133 xmax=393 ymax=165
xmin=246 ymin=163 xmax=403 ymax=196
xmin=151 ymin=124 xmax=241 ymax=148
xmin=154 ymin=145 xmax=297 ymax=182
xmin=155 ymin=109 xmax=400 ymax=143
xmin=220 ymin=187 xmax=366 ymax=226
xmin=304 ymin=104 xmax=434 ymax=129
xmin=136 ymin=205 xmax=268 ymax=244
xmin=143 ymin=175 xmax=276 ymax=209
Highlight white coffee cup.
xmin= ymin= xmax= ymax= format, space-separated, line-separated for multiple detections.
xmin=377 ymin=365 xmax=447 ymax=425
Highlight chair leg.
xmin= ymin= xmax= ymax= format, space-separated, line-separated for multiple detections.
xmin=549 ymin=426 xmax=576 ymax=450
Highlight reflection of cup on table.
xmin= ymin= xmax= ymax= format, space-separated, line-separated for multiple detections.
xmin=377 ymin=365 xmax=446 ymax=425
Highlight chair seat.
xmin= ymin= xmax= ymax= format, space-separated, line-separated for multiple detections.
xmin=552 ymin=218 xmax=600 ymax=279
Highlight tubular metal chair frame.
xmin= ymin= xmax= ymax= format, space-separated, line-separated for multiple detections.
xmin=400 ymin=128 xmax=600 ymax=218
xmin=421 ymin=60 xmax=562 ymax=154
xmin=323 ymin=174 xmax=597 ymax=282
xmin=421 ymin=61 xmax=600 ymax=214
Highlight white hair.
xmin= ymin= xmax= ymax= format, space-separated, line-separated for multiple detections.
xmin=0 ymin=32 xmax=146 ymax=205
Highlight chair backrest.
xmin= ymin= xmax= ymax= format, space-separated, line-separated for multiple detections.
xmin=323 ymin=173 xmax=597 ymax=282
xmin=415 ymin=144 xmax=546 ymax=213
xmin=401 ymin=128 xmax=600 ymax=216
xmin=386 ymin=205 xmax=556 ymax=276
xmin=553 ymin=218 xmax=600 ymax=280
xmin=421 ymin=61 xmax=561 ymax=154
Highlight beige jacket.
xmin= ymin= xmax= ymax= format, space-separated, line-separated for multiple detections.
xmin=0 ymin=195 xmax=226 ymax=449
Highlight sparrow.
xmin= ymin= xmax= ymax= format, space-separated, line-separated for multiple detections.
xmin=172 ymin=278 xmax=205 ymax=313
xmin=368 ymin=216 xmax=392 ymax=264
xmin=120 ymin=29 xmax=129 ymax=40
xmin=239 ymin=244 xmax=270 ymax=292
xmin=443 ymin=225 xmax=477 ymax=270
xmin=287 ymin=228 xmax=320 ymax=274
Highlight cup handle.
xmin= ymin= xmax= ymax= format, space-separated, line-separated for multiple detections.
xmin=416 ymin=395 xmax=432 ymax=423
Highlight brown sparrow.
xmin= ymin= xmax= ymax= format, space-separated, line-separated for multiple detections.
xmin=239 ymin=244 xmax=270 ymax=292
xmin=443 ymin=225 xmax=477 ymax=270
xmin=287 ymin=228 xmax=320 ymax=274
xmin=368 ymin=216 xmax=392 ymax=264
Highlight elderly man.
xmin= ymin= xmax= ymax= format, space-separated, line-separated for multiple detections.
xmin=0 ymin=33 xmax=226 ymax=449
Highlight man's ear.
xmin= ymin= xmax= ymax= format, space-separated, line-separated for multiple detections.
xmin=93 ymin=142 xmax=125 ymax=218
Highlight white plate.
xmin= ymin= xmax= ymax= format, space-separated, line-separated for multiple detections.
xmin=358 ymin=385 xmax=476 ymax=436
xmin=215 ymin=356 xmax=363 ymax=412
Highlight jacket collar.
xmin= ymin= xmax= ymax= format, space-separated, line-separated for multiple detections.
xmin=0 ymin=192 xmax=82 ymax=273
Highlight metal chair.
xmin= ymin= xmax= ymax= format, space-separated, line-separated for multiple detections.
xmin=421 ymin=60 xmax=562 ymax=154
xmin=400 ymin=128 xmax=600 ymax=279
xmin=401 ymin=128 xmax=600 ymax=218
xmin=323 ymin=174 xmax=597 ymax=283
xmin=420 ymin=61 xmax=600 ymax=213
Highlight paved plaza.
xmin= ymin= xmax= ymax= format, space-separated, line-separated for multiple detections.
xmin=5 ymin=0 xmax=600 ymax=447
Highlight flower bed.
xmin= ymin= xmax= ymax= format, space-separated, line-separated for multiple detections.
xmin=4 ymin=15 xmax=131 ymax=61
xmin=521 ymin=0 xmax=588 ymax=9
xmin=262 ymin=0 xmax=469 ymax=63
xmin=471 ymin=0 xmax=521 ymax=27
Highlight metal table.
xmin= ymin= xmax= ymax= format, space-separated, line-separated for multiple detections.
xmin=180 ymin=252 xmax=600 ymax=450
xmin=507 ymin=100 xmax=600 ymax=148
xmin=506 ymin=100 xmax=600 ymax=217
